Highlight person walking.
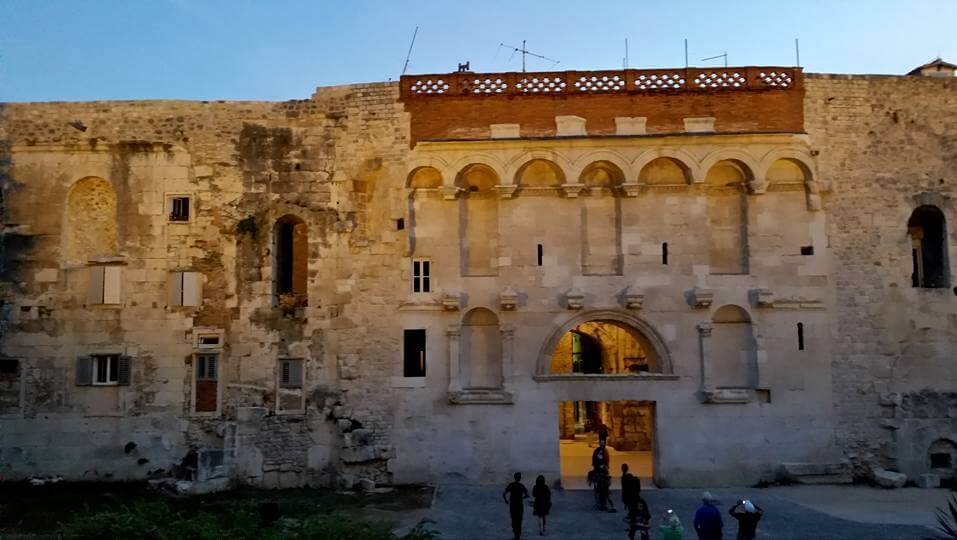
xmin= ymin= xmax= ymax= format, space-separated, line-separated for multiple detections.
xmin=728 ymin=500 xmax=763 ymax=540
xmin=597 ymin=420 xmax=610 ymax=447
xmin=503 ymin=472 xmax=530 ymax=540
xmin=532 ymin=475 xmax=551 ymax=536
xmin=625 ymin=494 xmax=652 ymax=540
xmin=693 ymin=491 xmax=723 ymax=540
xmin=621 ymin=463 xmax=641 ymax=510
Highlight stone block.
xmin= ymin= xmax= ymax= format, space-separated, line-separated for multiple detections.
xmin=489 ymin=124 xmax=520 ymax=139
xmin=683 ymin=117 xmax=715 ymax=133
xmin=555 ymin=115 xmax=586 ymax=136
xmin=919 ymin=473 xmax=941 ymax=488
xmin=615 ymin=117 xmax=647 ymax=136
xmin=872 ymin=468 xmax=907 ymax=489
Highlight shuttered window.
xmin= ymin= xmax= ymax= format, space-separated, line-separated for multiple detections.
xmin=88 ymin=266 xmax=122 ymax=305
xmin=194 ymin=353 xmax=218 ymax=413
xmin=77 ymin=355 xmax=131 ymax=386
xmin=168 ymin=272 xmax=203 ymax=307
xmin=279 ymin=359 xmax=304 ymax=388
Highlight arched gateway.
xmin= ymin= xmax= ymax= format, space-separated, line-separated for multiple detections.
xmin=537 ymin=310 xmax=671 ymax=489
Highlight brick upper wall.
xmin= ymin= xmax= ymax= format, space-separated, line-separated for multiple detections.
xmin=399 ymin=67 xmax=804 ymax=145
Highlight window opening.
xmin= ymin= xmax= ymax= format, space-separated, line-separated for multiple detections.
xmin=198 ymin=335 xmax=220 ymax=348
xmin=169 ymin=197 xmax=190 ymax=222
xmin=800 ymin=245 xmax=814 ymax=256
xmin=279 ymin=359 xmax=304 ymax=388
xmin=797 ymin=322 xmax=805 ymax=351
xmin=397 ymin=218 xmax=405 ymax=231
xmin=92 ymin=354 xmax=120 ymax=385
xmin=908 ymin=205 xmax=949 ymax=288
xmin=662 ymin=242 xmax=669 ymax=265
xmin=412 ymin=258 xmax=431 ymax=293
xmin=196 ymin=354 xmax=218 ymax=380
xmin=932 ymin=453 xmax=952 ymax=469
xmin=0 ymin=358 xmax=18 ymax=375
xmin=403 ymin=329 xmax=426 ymax=377
xmin=537 ymin=244 xmax=544 ymax=266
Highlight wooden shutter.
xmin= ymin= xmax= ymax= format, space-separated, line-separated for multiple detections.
xmin=183 ymin=272 xmax=202 ymax=307
xmin=280 ymin=359 xmax=303 ymax=388
xmin=103 ymin=266 xmax=122 ymax=304
xmin=117 ymin=356 xmax=132 ymax=385
xmin=168 ymin=272 xmax=183 ymax=306
xmin=75 ymin=356 xmax=93 ymax=385
xmin=87 ymin=267 xmax=105 ymax=304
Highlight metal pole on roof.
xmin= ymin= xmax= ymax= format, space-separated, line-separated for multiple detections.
xmin=795 ymin=38 xmax=801 ymax=67
xmin=684 ymin=38 xmax=689 ymax=68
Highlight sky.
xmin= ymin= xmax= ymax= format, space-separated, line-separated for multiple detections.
xmin=2 ymin=0 xmax=955 ymax=102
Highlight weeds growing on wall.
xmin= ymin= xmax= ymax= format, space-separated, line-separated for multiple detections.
xmin=936 ymin=493 xmax=957 ymax=539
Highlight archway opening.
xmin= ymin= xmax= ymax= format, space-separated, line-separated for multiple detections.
xmin=550 ymin=320 xmax=659 ymax=375
xmin=65 ymin=176 xmax=118 ymax=264
xmin=639 ymin=157 xmax=692 ymax=185
xmin=908 ymin=205 xmax=949 ymax=288
xmin=558 ymin=400 xmax=655 ymax=490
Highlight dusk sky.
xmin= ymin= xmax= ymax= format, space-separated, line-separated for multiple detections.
xmin=3 ymin=0 xmax=955 ymax=102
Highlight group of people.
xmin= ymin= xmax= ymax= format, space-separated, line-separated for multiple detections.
xmin=502 ymin=426 xmax=763 ymax=540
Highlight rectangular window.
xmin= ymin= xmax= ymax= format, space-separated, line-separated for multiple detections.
xmin=77 ymin=355 xmax=131 ymax=386
xmin=0 ymin=358 xmax=18 ymax=375
xmin=537 ymin=244 xmax=544 ymax=266
xmin=662 ymin=242 xmax=669 ymax=265
xmin=197 ymin=335 xmax=220 ymax=348
xmin=800 ymin=245 xmax=814 ymax=256
xmin=168 ymin=271 xmax=203 ymax=307
xmin=403 ymin=329 xmax=426 ymax=377
xmin=279 ymin=359 xmax=304 ymax=388
xmin=88 ymin=266 xmax=122 ymax=305
xmin=412 ymin=258 xmax=431 ymax=293
xmin=92 ymin=354 xmax=119 ymax=385
xmin=797 ymin=322 xmax=805 ymax=351
xmin=169 ymin=196 xmax=190 ymax=222
xmin=194 ymin=353 xmax=218 ymax=413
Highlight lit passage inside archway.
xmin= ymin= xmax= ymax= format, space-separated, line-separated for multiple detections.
xmin=550 ymin=321 xmax=659 ymax=374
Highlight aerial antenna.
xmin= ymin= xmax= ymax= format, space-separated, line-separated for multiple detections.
xmin=795 ymin=38 xmax=801 ymax=67
xmin=401 ymin=26 xmax=419 ymax=75
xmin=684 ymin=38 xmax=689 ymax=68
xmin=623 ymin=38 xmax=629 ymax=69
xmin=701 ymin=51 xmax=728 ymax=67
xmin=498 ymin=40 xmax=559 ymax=72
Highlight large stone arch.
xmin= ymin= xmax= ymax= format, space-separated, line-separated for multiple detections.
xmin=63 ymin=176 xmax=119 ymax=264
xmin=536 ymin=310 xmax=673 ymax=375
xmin=632 ymin=149 xmax=700 ymax=184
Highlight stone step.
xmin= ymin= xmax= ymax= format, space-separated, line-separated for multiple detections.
xmin=780 ymin=461 xmax=853 ymax=484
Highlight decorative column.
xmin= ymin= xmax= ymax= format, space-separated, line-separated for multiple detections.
xmin=500 ymin=325 xmax=515 ymax=391
xmin=446 ymin=325 xmax=462 ymax=393
xmin=696 ymin=322 xmax=713 ymax=391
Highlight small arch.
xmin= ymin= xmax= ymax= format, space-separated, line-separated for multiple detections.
xmin=639 ymin=157 xmax=693 ymax=185
xmin=705 ymin=159 xmax=753 ymax=187
xmin=537 ymin=310 xmax=673 ymax=375
xmin=908 ymin=205 xmax=950 ymax=288
xmin=712 ymin=304 xmax=751 ymax=323
xmin=929 ymin=439 xmax=957 ymax=471
xmin=461 ymin=308 xmax=502 ymax=388
xmin=569 ymin=151 xmax=632 ymax=184
xmin=273 ymin=214 xmax=308 ymax=304
xmin=449 ymin=154 xmax=507 ymax=187
xmin=407 ymin=166 xmax=443 ymax=189
xmin=64 ymin=176 xmax=118 ymax=263
xmin=579 ymin=160 xmax=625 ymax=187
xmin=699 ymin=150 xmax=759 ymax=184
xmin=515 ymin=159 xmax=565 ymax=187
xmin=455 ymin=163 xmax=500 ymax=193
xmin=758 ymin=149 xmax=816 ymax=183
xmin=766 ymin=158 xmax=812 ymax=185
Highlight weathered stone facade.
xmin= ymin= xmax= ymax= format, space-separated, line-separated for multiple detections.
xmin=0 ymin=66 xmax=954 ymax=488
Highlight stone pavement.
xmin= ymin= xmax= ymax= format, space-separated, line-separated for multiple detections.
xmin=427 ymin=484 xmax=943 ymax=539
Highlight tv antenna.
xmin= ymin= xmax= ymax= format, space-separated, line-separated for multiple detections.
xmin=401 ymin=26 xmax=419 ymax=75
xmin=623 ymin=38 xmax=629 ymax=69
xmin=498 ymin=40 xmax=559 ymax=72
xmin=701 ymin=51 xmax=728 ymax=67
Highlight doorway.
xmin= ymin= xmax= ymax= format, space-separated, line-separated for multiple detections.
xmin=558 ymin=400 xmax=655 ymax=489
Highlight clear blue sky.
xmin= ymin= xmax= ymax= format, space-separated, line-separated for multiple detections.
xmin=2 ymin=0 xmax=955 ymax=102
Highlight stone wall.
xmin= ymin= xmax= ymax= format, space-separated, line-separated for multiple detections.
xmin=804 ymin=73 xmax=957 ymax=478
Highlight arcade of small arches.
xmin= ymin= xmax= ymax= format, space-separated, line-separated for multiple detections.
xmin=407 ymin=147 xmax=821 ymax=204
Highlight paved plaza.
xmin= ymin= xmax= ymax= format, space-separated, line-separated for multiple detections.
xmin=427 ymin=484 xmax=948 ymax=539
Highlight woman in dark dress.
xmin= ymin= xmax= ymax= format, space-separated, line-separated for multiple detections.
xmin=532 ymin=475 xmax=551 ymax=536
